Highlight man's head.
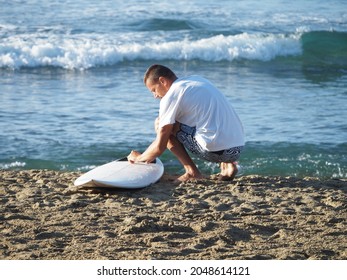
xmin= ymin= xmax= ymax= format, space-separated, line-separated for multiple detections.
xmin=144 ymin=64 xmax=177 ymax=99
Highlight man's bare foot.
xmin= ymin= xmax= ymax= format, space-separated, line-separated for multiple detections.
xmin=175 ymin=172 xmax=204 ymax=183
xmin=218 ymin=162 xmax=238 ymax=181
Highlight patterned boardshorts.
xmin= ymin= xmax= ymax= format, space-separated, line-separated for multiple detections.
xmin=176 ymin=124 xmax=244 ymax=163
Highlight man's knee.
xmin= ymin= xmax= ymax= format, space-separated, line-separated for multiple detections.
xmin=172 ymin=122 xmax=181 ymax=136
xmin=155 ymin=118 xmax=181 ymax=136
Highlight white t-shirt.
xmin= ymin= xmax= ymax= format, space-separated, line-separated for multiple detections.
xmin=159 ymin=75 xmax=244 ymax=151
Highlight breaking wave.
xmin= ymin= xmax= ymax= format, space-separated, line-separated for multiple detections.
xmin=0 ymin=31 xmax=302 ymax=70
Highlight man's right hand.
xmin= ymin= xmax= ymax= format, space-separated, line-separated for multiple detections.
xmin=127 ymin=150 xmax=142 ymax=163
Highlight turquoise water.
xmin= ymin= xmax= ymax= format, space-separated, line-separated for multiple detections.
xmin=1 ymin=0 xmax=346 ymax=178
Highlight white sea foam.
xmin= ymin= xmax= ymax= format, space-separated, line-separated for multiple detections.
xmin=77 ymin=165 xmax=97 ymax=171
xmin=0 ymin=32 xmax=302 ymax=70
xmin=0 ymin=161 xmax=26 ymax=169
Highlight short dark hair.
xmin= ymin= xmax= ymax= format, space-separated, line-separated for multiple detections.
xmin=144 ymin=64 xmax=177 ymax=84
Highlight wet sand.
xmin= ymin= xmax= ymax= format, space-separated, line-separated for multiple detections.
xmin=0 ymin=170 xmax=346 ymax=260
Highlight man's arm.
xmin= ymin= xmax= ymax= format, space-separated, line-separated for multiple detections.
xmin=128 ymin=124 xmax=173 ymax=163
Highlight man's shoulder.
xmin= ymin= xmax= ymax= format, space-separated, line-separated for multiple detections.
xmin=179 ymin=75 xmax=205 ymax=82
xmin=174 ymin=75 xmax=210 ymax=87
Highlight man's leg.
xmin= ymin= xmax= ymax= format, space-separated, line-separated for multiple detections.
xmin=167 ymin=122 xmax=203 ymax=182
xmin=155 ymin=118 xmax=202 ymax=181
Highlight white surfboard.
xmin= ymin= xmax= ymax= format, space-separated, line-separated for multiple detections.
xmin=74 ymin=157 xmax=164 ymax=189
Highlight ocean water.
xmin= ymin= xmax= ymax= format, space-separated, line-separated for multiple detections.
xmin=1 ymin=0 xmax=346 ymax=179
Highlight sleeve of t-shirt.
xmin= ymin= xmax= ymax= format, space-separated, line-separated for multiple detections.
xmin=158 ymin=93 xmax=182 ymax=128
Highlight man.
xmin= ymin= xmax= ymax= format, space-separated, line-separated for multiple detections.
xmin=127 ymin=64 xmax=244 ymax=182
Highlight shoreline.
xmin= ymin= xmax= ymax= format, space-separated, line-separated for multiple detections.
xmin=1 ymin=169 xmax=346 ymax=260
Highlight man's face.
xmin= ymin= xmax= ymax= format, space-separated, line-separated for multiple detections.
xmin=146 ymin=77 xmax=169 ymax=99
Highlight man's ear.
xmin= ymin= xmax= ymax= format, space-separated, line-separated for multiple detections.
xmin=158 ymin=76 xmax=165 ymax=85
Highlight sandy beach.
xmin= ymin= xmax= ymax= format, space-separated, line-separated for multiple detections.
xmin=0 ymin=170 xmax=346 ymax=260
